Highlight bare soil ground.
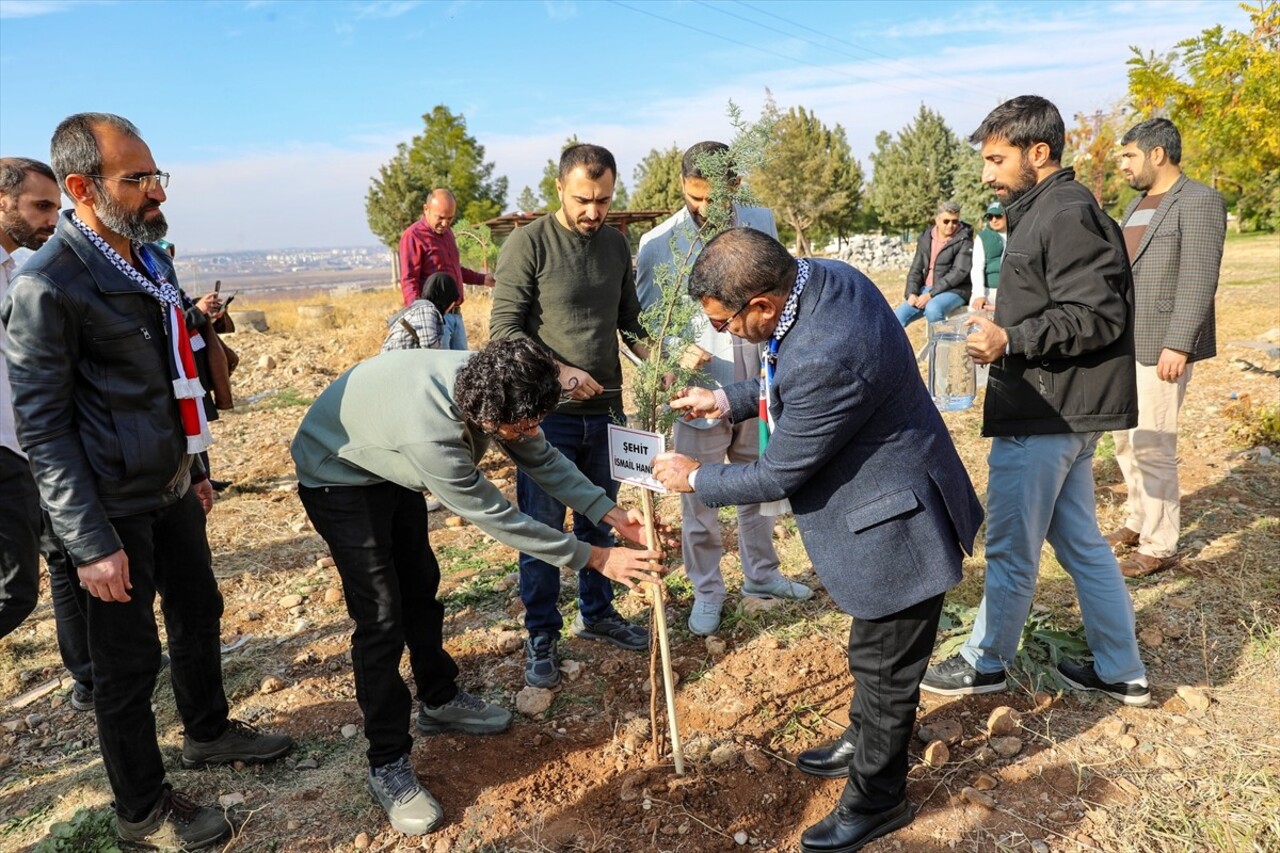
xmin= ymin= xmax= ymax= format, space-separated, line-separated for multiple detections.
xmin=2 ymin=235 xmax=1277 ymax=853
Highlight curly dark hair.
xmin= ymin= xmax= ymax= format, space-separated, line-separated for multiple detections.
xmin=455 ymin=338 xmax=562 ymax=429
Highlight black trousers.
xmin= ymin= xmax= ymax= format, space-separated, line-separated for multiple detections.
xmin=43 ymin=512 xmax=93 ymax=687
xmin=839 ymin=591 xmax=946 ymax=812
xmin=0 ymin=447 xmax=40 ymax=638
xmin=298 ymin=482 xmax=460 ymax=768
xmin=82 ymin=489 xmax=229 ymax=821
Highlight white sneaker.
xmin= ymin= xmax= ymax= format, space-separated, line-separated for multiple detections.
xmin=742 ymin=576 xmax=814 ymax=601
xmin=688 ymin=600 xmax=723 ymax=636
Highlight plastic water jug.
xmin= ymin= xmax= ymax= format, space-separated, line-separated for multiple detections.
xmin=920 ymin=315 xmax=976 ymax=411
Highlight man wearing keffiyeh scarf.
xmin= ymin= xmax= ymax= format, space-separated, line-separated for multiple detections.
xmin=1 ymin=113 xmax=291 ymax=851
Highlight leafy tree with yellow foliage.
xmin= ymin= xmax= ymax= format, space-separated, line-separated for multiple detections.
xmin=1127 ymin=2 xmax=1280 ymax=230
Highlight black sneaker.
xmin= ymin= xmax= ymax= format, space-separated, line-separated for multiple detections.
xmin=1057 ymin=659 xmax=1151 ymax=707
xmin=920 ymin=654 xmax=1008 ymax=696
xmin=181 ymin=719 xmax=294 ymax=768
xmin=571 ymin=611 xmax=649 ymax=651
xmin=525 ymin=633 xmax=560 ymax=689
xmin=70 ymin=682 xmax=94 ymax=712
xmin=117 ymin=785 xmax=232 ymax=850
xmin=416 ymin=690 xmax=512 ymax=735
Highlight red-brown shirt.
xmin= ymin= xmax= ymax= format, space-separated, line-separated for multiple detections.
xmin=398 ymin=218 xmax=486 ymax=307
xmin=1122 ymin=192 xmax=1164 ymax=261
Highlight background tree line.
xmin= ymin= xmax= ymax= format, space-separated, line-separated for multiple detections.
xmin=366 ymin=6 xmax=1277 ymax=256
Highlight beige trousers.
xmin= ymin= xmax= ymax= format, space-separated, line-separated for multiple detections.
xmin=674 ymin=418 xmax=781 ymax=603
xmin=1112 ymin=362 xmax=1193 ymax=559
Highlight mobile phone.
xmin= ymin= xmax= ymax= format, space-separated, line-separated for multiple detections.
xmin=214 ymin=280 xmax=221 ymax=293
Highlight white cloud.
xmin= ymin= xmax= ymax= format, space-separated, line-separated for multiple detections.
xmin=543 ymin=0 xmax=576 ymax=21
xmin=352 ymin=0 xmax=423 ymax=20
xmin=161 ymin=144 xmax=389 ymax=252
xmin=0 ymin=0 xmax=97 ymax=19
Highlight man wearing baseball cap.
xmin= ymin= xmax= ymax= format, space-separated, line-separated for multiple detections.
xmin=970 ymin=201 xmax=1006 ymax=310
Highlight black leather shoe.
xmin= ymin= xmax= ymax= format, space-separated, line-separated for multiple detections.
xmin=800 ymin=800 xmax=915 ymax=853
xmin=796 ymin=738 xmax=857 ymax=778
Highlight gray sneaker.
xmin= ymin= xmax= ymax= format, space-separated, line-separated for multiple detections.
xmin=687 ymin=600 xmax=723 ymax=636
xmin=571 ymin=611 xmax=649 ymax=651
xmin=525 ymin=632 xmax=561 ymax=689
xmin=367 ymin=754 xmax=443 ymax=835
xmin=181 ymin=719 xmax=293 ymax=768
xmin=117 ymin=785 xmax=231 ymax=850
xmin=742 ymin=576 xmax=814 ymax=600
xmin=416 ymin=690 xmax=512 ymax=735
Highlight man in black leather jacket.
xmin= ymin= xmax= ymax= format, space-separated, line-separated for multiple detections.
xmin=1 ymin=113 xmax=291 ymax=851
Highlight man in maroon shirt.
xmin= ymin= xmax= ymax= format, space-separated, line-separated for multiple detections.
xmin=398 ymin=188 xmax=494 ymax=350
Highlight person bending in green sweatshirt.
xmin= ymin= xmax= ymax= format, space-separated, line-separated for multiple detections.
xmin=290 ymin=338 xmax=663 ymax=837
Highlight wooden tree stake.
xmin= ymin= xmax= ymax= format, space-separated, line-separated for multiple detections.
xmin=641 ymin=488 xmax=684 ymax=775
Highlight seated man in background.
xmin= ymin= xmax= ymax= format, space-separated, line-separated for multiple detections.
xmin=290 ymin=338 xmax=665 ymax=837
xmin=894 ymin=200 xmax=973 ymax=328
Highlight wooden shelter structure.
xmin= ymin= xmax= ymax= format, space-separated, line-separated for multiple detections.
xmin=482 ymin=209 xmax=673 ymax=241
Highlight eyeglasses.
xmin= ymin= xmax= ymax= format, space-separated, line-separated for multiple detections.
xmin=986 ymin=213 xmax=1005 ymax=220
xmin=83 ymin=172 xmax=170 ymax=192
xmin=709 ymin=286 xmax=773 ymax=333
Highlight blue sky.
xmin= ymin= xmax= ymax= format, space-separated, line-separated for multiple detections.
xmin=0 ymin=0 xmax=1242 ymax=252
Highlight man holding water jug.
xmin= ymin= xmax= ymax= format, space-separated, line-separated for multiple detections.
xmin=921 ymin=95 xmax=1150 ymax=708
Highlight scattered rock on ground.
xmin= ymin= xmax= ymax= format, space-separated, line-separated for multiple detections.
xmin=961 ymin=786 xmax=996 ymax=809
xmin=341 ymin=724 xmax=359 ymax=739
xmin=705 ymin=636 xmax=727 ymax=658
xmin=1177 ymin=685 xmax=1213 ymax=711
xmin=260 ymin=676 xmax=286 ymax=694
xmin=741 ymin=596 xmax=782 ymax=615
xmin=989 ymin=736 xmax=1022 ymax=758
xmin=710 ymin=743 xmax=740 ymax=767
xmin=986 ymin=706 xmax=1020 ymax=736
xmin=559 ymin=660 xmax=583 ymax=681
xmin=218 ymin=793 xmax=245 ymax=808
xmin=743 ymin=748 xmax=770 ymax=772
xmin=515 ymin=686 xmax=554 ymax=716
xmin=278 ymin=594 xmax=303 ymax=608
xmin=918 ymin=718 xmax=963 ymax=745
xmin=973 ymin=772 xmax=999 ymax=791
xmin=923 ymin=740 xmax=949 ymax=767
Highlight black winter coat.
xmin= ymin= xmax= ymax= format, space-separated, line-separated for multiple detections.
xmin=904 ymin=222 xmax=974 ymax=303
xmin=985 ymin=168 xmax=1138 ymax=436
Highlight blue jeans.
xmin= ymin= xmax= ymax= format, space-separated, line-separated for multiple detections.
xmin=894 ymin=291 xmax=967 ymax=328
xmin=517 ymin=412 xmax=621 ymax=635
xmin=444 ymin=310 xmax=467 ymax=350
xmin=961 ymin=433 xmax=1145 ymax=684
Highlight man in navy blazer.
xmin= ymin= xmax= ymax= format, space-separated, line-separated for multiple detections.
xmin=654 ymin=228 xmax=983 ymax=853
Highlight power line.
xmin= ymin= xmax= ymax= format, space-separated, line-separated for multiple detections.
xmin=726 ymin=0 xmax=1005 ymax=104
xmin=606 ymin=0 xmax=977 ymax=107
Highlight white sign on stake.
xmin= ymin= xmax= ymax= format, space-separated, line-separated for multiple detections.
xmin=607 ymin=424 xmax=666 ymax=493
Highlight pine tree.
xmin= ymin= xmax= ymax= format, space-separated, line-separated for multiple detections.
xmin=752 ymin=96 xmax=862 ymax=255
xmin=630 ymin=144 xmax=684 ymax=212
xmin=867 ymin=105 xmax=965 ymax=235
xmin=365 ymin=105 xmax=508 ymax=248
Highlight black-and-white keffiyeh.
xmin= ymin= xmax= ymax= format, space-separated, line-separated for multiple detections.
xmin=72 ymin=214 xmax=212 ymax=453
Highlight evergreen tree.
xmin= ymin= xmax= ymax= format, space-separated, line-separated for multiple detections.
xmin=515 ymin=185 xmax=540 ymax=213
xmin=752 ymin=96 xmax=863 ymax=255
xmin=867 ymin=105 xmax=965 ymax=235
xmin=365 ymin=105 xmax=508 ymax=248
xmin=630 ymin=144 xmax=684 ymax=211
xmin=538 ymin=135 xmax=581 ymax=213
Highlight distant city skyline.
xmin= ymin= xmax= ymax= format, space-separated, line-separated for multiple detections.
xmin=1 ymin=0 xmax=1243 ymax=252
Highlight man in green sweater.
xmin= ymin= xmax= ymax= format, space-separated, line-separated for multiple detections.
xmin=489 ymin=142 xmax=653 ymax=690
xmin=291 ymin=339 xmax=661 ymax=836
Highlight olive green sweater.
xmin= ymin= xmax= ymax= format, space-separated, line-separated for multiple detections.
xmin=489 ymin=213 xmax=645 ymax=416
xmin=290 ymin=349 xmax=614 ymax=569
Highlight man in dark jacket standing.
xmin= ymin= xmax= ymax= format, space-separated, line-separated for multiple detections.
xmin=921 ymin=96 xmax=1150 ymax=707
xmin=654 ymin=228 xmax=983 ymax=853
xmin=2 ymin=113 xmax=291 ymax=851
xmin=894 ymin=200 xmax=973 ymax=328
